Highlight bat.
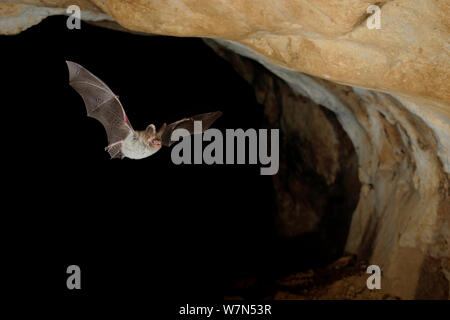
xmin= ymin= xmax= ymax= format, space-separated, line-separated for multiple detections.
xmin=66 ymin=61 xmax=222 ymax=159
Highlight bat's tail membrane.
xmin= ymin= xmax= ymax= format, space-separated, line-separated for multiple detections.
xmin=105 ymin=141 xmax=124 ymax=159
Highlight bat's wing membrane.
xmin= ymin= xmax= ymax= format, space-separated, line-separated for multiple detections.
xmin=66 ymin=61 xmax=133 ymax=158
xmin=161 ymin=111 xmax=222 ymax=146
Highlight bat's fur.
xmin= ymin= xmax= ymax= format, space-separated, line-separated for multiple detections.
xmin=121 ymin=125 xmax=162 ymax=159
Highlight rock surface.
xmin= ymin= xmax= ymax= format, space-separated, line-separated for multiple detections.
xmin=207 ymin=40 xmax=361 ymax=266
xmin=1 ymin=0 xmax=448 ymax=299
xmin=206 ymin=40 xmax=449 ymax=299
xmin=2 ymin=0 xmax=448 ymax=115
xmin=0 ymin=1 xmax=109 ymax=35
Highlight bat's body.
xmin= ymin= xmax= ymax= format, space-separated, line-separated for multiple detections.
xmin=121 ymin=132 xmax=155 ymax=160
xmin=66 ymin=61 xmax=221 ymax=159
xmin=120 ymin=128 xmax=160 ymax=160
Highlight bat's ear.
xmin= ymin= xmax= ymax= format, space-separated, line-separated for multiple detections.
xmin=146 ymin=124 xmax=156 ymax=134
xmin=156 ymin=123 xmax=167 ymax=138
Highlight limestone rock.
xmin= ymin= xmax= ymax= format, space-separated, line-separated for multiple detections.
xmin=0 ymin=1 xmax=110 ymax=35
xmin=207 ymin=40 xmax=361 ymax=266
xmin=2 ymin=1 xmax=449 ymax=114
xmin=206 ymin=40 xmax=449 ymax=299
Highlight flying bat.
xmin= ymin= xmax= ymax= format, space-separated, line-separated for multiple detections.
xmin=66 ymin=61 xmax=222 ymax=159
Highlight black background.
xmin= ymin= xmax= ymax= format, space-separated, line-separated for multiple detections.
xmin=1 ymin=16 xmax=277 ymax=301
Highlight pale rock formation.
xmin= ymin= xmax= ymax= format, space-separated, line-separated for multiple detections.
xmin=1 ymin=0 xmax=448 ymax=299
xmin=0 ymin=1 xmax=110 ymax=35
xmin=2 ymin=0 xmax=448 ymax=113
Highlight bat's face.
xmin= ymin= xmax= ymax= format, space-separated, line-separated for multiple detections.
xmin=144 ymin=124 xmax=162 ymax=150
xmin=149 ymin=138 xmax=162 ymax=149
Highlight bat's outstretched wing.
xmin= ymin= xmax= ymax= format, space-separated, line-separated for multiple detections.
xmin=159 ymin=111 xmax=222 ymax=147
xmin=66 ymin=61 xmax=133 ymax=159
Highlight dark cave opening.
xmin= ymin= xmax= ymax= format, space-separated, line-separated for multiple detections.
xmin=207 ymin=42 xmax=362 ymax=297
xmin=4 ymin=16 xmax=360 ymax=299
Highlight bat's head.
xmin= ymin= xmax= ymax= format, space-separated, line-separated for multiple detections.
xmin=144 ymin=124 xmax=162 ymax=150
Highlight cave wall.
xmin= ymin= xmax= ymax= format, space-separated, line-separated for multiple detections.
xmin=207 ymin=39 xmax=449 ymax=299
xmin=206 ymin=40 xmax=361 ymax=268
xmin=1 ymin=0 xmax=448 ymax=299
xmin=2 ymin=1 xmax=449 ymax=115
